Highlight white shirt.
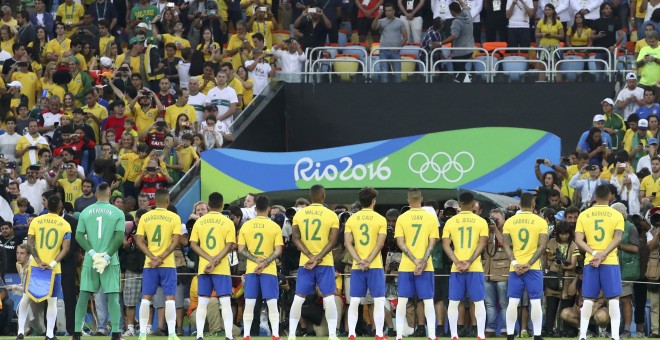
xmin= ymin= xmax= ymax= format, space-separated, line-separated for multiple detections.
xmin=41 ymin=112 xmax=63 ymax=138
xmin=638 ymin=154 xmax=653 ymax=173
xmin=569 ymin=172 xmax=608 ymax=207
xmin=616 ymin=86 xmax=645 ymax=120
xmin=611 ymin=173 xmax=641 ymax=215
xmin=540 ymin=0 xmax=569 ymax=22
xmin=272 ymin=46 xmax=305 ymax=75
xmin=178 ymin=60 xmax=191 ymax=90
xmin=19 ymin=179 xmax=48 ymax=213
xmin=431 ymin=0 xmax=454 ymax=19
xmin=0 ymin=132 xmax=21 ymax=162
xmin=188 ymin=92 xmax=207 ymax=130
xmin=205 ymin=85 xmax=238 ymax=126
xmin=507 ymin=0 xmax=534 ymax=28
xmin=244 ymin=60 xmax=272 ymax=95
xmin=467 ymin=0 xmax=483 ymax=22
xmin=569 ymin=0 xmax=603 ymax=21
xmin=241 ymin=206 xmax=257 ymax=223
xmin=200 ymin=120 xmax=229 ymax=148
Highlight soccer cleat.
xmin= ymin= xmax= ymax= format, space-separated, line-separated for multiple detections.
xmin=477 ymin=337 xmax=487 ymax=340
xmin=244 ymin=337 xmax=251 ymax=340
xmin=138 ymin=335 xmax=147 ymax=340
xmin=348 ymin=336 xmax=356 ymax=340
xmin=451 ymin=337 xmax=459 ymax=340
xmin=168 ymin=335 xmax=181 ymax=340
xmin=533 ymin=336 xmax=543 ymax=340
xmin=375 ymin=336 xmax=388 ymax=340
xmin=520 ymin=330 xmax=530 ymax=338
xmin=272 ymin=337 xmax=282 ymax=340
xmin=197 ymin=338 xmax=203 ymax=340
xmin=16 ymin=334 xmax=24 ymax=340
xmin=122 ymin=329 xmax=136 ymax=337
xmin=71 ymin=333 xmax=82 ymax=340
xmin=45 ymin=337 xmax=58 ymax=340
xmin=508 ymin=335 xmax=516 ymax=340
xmin=288 ymin=336 xmax=296 ymax=340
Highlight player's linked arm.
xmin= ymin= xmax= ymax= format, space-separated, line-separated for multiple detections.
xmin=502 ymin=233 xmax=516 ymax=262
xmin=344 ymin=232 xmax=362 ymax=263
xmin=315 ymin=228 xmax=339 ymax=261
xmin=292 ymin=225 xmax=314 ymax=258
xmin=441 ymin=238 xmax=457 ymax=264
xmin=238 ymin=244 xmax=260 ymax=263
xmin=527 ymin=233 xmax=549 ymax=266
xmin=190 ymin=241 xmax=216 ymax=263
xmin=467 ymin=236 xmax=488 ymax=265
xmin=574 ymin=232 xmax=590 ymax=254
xmin=420 ymin=237 xmax=438 ymax=264
xmin=398 ymin=237 xmax=418 ymax=262
xmin=52 ymin=237 xmax=71 ymax=264
xmin=159 ymin=234 xmax=181 ymax=260
xmin=27 ymin=235 xmax=42 ymax=264
xmin=135 ymin=235 xmax=157 ymax=260
xmin=599 ymin=230 xmax=624 ymax=257
xmin=366 ymin=234 xmax=387 ymax=264
xmin=210 ymin=238 xmax=235 ymax=265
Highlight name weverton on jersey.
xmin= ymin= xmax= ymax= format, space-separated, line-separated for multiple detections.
xmin=87 ymin=208 xmax=115 ymax=216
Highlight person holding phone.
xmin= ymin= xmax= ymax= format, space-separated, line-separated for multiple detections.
xmin=640 ymin=156 xmax=660 ymax=206
xmin=589 ymin=2 xmax=624 ymax=81
xmin=569 ymin=163 xmax=608 ymax=209
xmin=134 ymin=160 xmax=174 ymax=206
xmin=15 ymin=120 xmax=49 ymax=175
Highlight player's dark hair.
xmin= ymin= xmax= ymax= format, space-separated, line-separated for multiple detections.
xmin=229 ymin=205 xmax=243 ymax=219
xmin=208 ymin=192 xmax=224 ymax=209
xmin=358 ymin=187 xmax=378 ymax=207
xmin=82 ymin=178 xmax=95 ymax=188
xmin=565 ymin=206 xmax=580 ymax=216
xmin=255 ymin=195 xmax=270 ymax=212
xmin=0 ymin=221 xmax=12 ymax=228
xmin=97 ymin=182 xmax=111 ymax=194
xmin=135 ymin=208 xmax=149 ymax=219
xmin=459 ymin=192 xmax=475 ymax=206
xmin=548 ymin=189 xmax=560 ymax=198
xmin=520 ymin=192 xmax=535 ymax=208
xmin=47 ymin=194 xmax=62 ymax=213
xmin=310 ymin=184 xmax=325 ymax=202
xmin=595 ymin=184 xmax=611 ymax=200
xmin=154 ymin=189 xmax=170 ymax=204
xmin=385 ymin=208 xmax=400 ymax=219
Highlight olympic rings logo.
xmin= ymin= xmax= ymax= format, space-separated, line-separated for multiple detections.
xmin=407 ymin=151 xmax=476 ymax=183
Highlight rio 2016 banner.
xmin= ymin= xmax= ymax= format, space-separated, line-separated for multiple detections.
xmin=200 ymin=127 xmax=560 ymax=200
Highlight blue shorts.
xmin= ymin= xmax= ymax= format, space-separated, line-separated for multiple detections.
xmin=52 ymin=273 xmax=62 ymax=299
xmin=142 ymin=268 xmax=177 ymax=296
xmin=398 ymin=271 xmax=434 ymax=299
xmin=350 ymin=269 xmax=386 ymax=298
xmin=296 ymin=266 xmax=336 ymax=296
xmin=508 ymin=270 xmax=543 ymax=299
xmin=583 ymin=264 xmax=622 ymax=299
xmin=448 ymin=272 xmax=485 ymax=301
xmin=198 ymin=274 xmax=232 ymax=297
xmin=244 ymin=273 xmax=279 ymax=299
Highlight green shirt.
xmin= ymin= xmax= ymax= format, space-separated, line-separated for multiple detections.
xmin=78 ymin=201 xmax=126 ymax=266
xmin=130 ymin=4 xmax=159 ymax=31
xmin=637 ymin=44 xmax=660 ymax=86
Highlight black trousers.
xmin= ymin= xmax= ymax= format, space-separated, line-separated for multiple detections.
xmin=633 ymin=282 xmax=648 ymax=325
xmin=61 ymin=263 xmax=79 ymax=335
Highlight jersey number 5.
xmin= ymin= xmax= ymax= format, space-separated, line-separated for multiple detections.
xmin=594 ymin=219 xmax=605 ymax=242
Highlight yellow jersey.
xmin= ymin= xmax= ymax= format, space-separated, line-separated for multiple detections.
xmin=99 ymin=36 xmax=115 ymax=56
xmin=344 ymin=208 xmax=387 ymax=270
xmin=197 ymin=75 xmax=216 ymax=95
xmin=56 ymin=3 xmax=85 ymax=37
xmin=502 ymin=211 xmax=548 ymax=271
xmin=119 ymin=153 xmax=147 ymax=182
xmin=575 ymin=204 xmax=625 ymax=265
xmin=1 ymin=37 xmax=14 ymax=57
xmin=178 ymin=145 xmax=198 ymax=173
xmin=641 ymin=174 xmax=660 ymax=206
xmin=16 ymin=136 xmax=50 ymax=174
xmin=12 ymin=72 xmax=39 ymax=109
xmin=441 ymin=211 xmax=488 ymax=272
xmin=136 ymin=207 xmax=182 ymax=268
xmin=44 ymin=38 xmax=71 ymax=62
xmin=82 ymin=103 xmax=108 ymax=143
xmin=164 ymin=104 xmax=197 ymax=129
xmin=28 ymin=213 xmax=72 ymax=274
xmin=251 ymin=20 xmax=275 ymax=48
xmin=162 ymin=34 xmax=191 ymax=58
xmin=227 ymin=33 xmax=253 ymax=70
xmin=41 ymin=80 xmax=66 ymax=101
xmin=237 ymin=215 xmax=284 ymax=275
xmin=190 ymin=211 xmax=236 ymax=275
xmin=132 ymin=103 xmax=158 ymax=135
xmin=395 ymin=208 xmax=439 ymax=272
xmin=292 ymin=203 xmax=340 ymax=267
xmin=58 ymin=178 xmax=82 ymax=206
xmin=114 ymin=53 xmax=142 ymax=74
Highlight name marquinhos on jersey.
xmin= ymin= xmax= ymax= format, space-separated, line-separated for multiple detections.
xmin=143 ymin=215 xmax=174 ymax=223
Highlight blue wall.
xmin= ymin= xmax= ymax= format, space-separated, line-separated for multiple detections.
xmin=174 ymin=178 xmax=200 ymax=222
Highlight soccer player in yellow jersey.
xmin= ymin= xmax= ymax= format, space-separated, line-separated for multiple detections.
xmin=289 ymin=185 xmax=340 ymax=340
xmin=24 ymin=195 xmax=71 ymax=340
xmin=238 ymin=195 xmax=284 ymax=340
xmin=394 ymin=188 xmax=439 ymax=340
xmin=575 ymin=184 xmax=625 ymax=340
xmin=135 ymin=189 xmax=182 ymax=340
xmin=639 ymin=156 xmax=660 ymax=206
xmin=442 ymin=192 xmax=489 ymax=340
xmin=501 ymin=193 xmax=548 ymax=340
xmin=344 ymin=187 xmax=387 ymax=340
xmin=190 ymin=192 xmax=236 ymax=340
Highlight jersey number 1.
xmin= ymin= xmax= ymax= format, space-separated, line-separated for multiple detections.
xmin=97 ymin=216 xmax=103 ymax=239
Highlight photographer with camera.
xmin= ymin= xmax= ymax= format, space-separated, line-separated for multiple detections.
xmin=248 ymin=6 xmax=277 ymax=48
xmin=481 ymin=208 xmax=509 ymax=337
xmin=272 ymin=37 xmax=305 ymax=82
xmin=569 ymin=163 xmax=608 ymax=209
xmin=52 ymin=160 xmax=83 ymax=207
xmin=130 ymin=87 xmax=164 ymax=135
xmin=610 ymin=152 xmax=641 ymax=214
xmin=245 ymin=47 xmax=276 ymax=96
xmin=134 ymin=159 xmax=174 ymax=205
xmin=165 ymin=88 xmax=198 ymax=131
xmin=534 ymin=158 xmax=569 ymax=210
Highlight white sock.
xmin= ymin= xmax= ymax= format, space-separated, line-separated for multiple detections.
xmin=424 ymin=299 xmax=436 ymax=339
xmin=530 ymin=299 xmax=543 ymax=336
xmin=609 ymin=299 xmax=621 ymax=340
xmin=196 ymin=297 xmax=209 ymax=338
xmin=46 ymin=297 xmax=58 ymax=338
xmin=348 ymin=297 xmax=361 ymax=337
xmin=448 ymin=300 xmax=460 ymax=338
xmin=165 ymin=300 xmax=176 ymax=335
xmin=474 ymin=300 xmax=486 ymax=338
xmin=580 ymin=300 xmax=595 ymax=340
xmin=373 ymin=297 xmax=385 ymax=337
xmin=267 ymin=299 xmax=280 ymax=337
xmin=243 ymin=299 xmax=256 ymax=337
xmin=17 ymin=294 xmax=29 ymax=335
xmin=289 ymin=295 xmax=305 ymax=338
xmin=323 ymin=296 xmax=338 ymax=337
xmin=220 ymin=296 xmax=234 ymax=339
xmin=139 ymin=299 xmax=151 ymax=336
xmin=506 ymin=298 xmax=521 ymax=335
xmin=128 ymin=324 xmax=135 ymax=331
xmin=396 ymin=297 xmax=409 ymax=339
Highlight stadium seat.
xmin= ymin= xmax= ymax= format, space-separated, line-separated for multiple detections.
xmin=273 ymin=30 xmax=291 ymax=45
xmin=323 ymin=43 xmax=340 ymax=59
xmin=501 ymin=54 xmax=528 ymax=82
xmin=338 ymin=29 xmax=349 ymax=47
xmin=333 ymin=54 xmax=361 ymax=81
xmin=558 ymin=54 xmax=585 ymax=82
xmin=400 ymin=54 xmax=418 ymax=81
xmin=401 ymin=42 xmax=422 ymax=56
xmin=351 ymin=30 xmax=359 ymax=43
xmin=342 ymin=42 xmax=369 ymax=63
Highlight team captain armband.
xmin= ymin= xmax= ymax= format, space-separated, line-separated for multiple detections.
xmin=63 ymin=233 xmax=72 ymax=240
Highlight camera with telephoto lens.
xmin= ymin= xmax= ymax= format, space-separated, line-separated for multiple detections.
xmin=555 ymin=248 xmax=569 ymax=266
